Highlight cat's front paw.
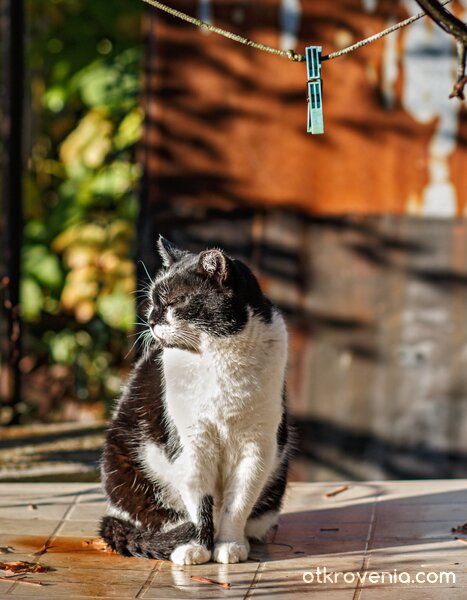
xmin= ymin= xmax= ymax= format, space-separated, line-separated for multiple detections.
xmin=170 ymin=543 xmax=211 ymax=565
xmin=213 ymin=540 xmax=250 ymax=564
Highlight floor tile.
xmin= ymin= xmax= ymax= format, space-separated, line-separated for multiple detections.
xmin=0 ymin=482 xmax=466 ymax=599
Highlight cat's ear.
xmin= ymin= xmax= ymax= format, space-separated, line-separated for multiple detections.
xmin=197 ymin=249 xmax=228 ymax=283
xmin=157 ymin=236 xmax=187 ymax=267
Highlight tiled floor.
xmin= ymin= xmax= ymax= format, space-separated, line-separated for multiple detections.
xmin=0 ymin=481 xmax=466 ymax=598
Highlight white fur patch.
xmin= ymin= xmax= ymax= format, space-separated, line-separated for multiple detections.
xmin=106 ymin=502 xmax=142 ymax=527
xmin=170 ymin=543 xmax=211 ymax=565
xmin=245 ymin=511 xmax=279 ymax=540
xmin=213 ymin=540 xmax=249 ymax=564
xmin=139 ymin=441 xmax=186 ymax=514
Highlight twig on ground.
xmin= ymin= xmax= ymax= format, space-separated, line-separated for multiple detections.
xmin=191 ymin=575 xmax=231 ymax=589
xmin=0 ymin=575 xmax=45 ymax=586
xmin=30 ymin=541 xmax=56 ymax=557
xmin=325 ymin=485 xmax=349 ymax=498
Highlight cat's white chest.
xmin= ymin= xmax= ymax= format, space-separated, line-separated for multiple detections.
xmin=162 ymin=348 xmax=216 ymax=423
xmin=162 ymin=345 xmax=243 ymax=430
xmin=162 ymin=313 xmax=287 ymax=434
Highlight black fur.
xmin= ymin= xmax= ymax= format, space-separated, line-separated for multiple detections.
xmin=197 ymin=495 xmax=214 ymax=550
xmin=100 ymin=516 xmax=196 ymax=559
xmin=248 ymin=458 xmax=289 ymax=525
xmin=277 ymin=407 xmax=289 ymax=449
xmin=149 ymin=241 xmax=272 ymax=345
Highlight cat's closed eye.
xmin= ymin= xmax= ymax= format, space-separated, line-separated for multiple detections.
xmin=166 ymin=295 xmax=187 ymax=307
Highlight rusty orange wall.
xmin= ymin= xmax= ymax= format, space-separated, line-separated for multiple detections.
xmin=140 ymin=3 xmax=467 ymax=480
xmin=143 ymin=0 xmax=467 ymax=216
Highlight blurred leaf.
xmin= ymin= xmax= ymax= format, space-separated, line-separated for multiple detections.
xmin=49 ymin=331 xmax=77 ymax=364
xmin=114 ymin=107 xmax=143 ymax=150
xmin=60 ymin=108 xmax=113 ymax=176
xmin=43 ymin=85 xmax=66 ymax=113
xmin=97 ymin=293 xmax=134 ymax=331
xmin=61 ymin=278 xmax=99 ymax=309
xmin=53 ymin=222 xmax=107 ymax=253
xmin=52 ymin=224 xmax=80 ymax=253
xmin=24 ymin=219 xmax=48 ymax=243
xmin=20 ymin=278 xmax=44 ymax=321
xmin=64 ymin=245 xmax=99 ymax=269
xmin=23 ymin=245 xmax=63 ymax=291
xmin=67 ymin=265 xmax=99 ymax=284
xmin=75 ymin=49 xmax=140 ymax=112
xmin=108 ymin=219 xmax=134 ymax=242
xmin=89 ymin=161 xmax=140 ymax=199
xmin=75 ymin=300 xmax=97 ymax=323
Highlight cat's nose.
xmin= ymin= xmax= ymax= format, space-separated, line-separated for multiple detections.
xmin=148 ymin=309 xmax=159 ymax=327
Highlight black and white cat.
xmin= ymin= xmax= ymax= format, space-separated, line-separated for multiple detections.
xmin=100 ymin=237 xmax=291 ymax=565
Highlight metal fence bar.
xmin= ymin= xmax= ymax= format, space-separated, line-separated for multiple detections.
xmin=1 ymin=0 xmax=24 ymax=424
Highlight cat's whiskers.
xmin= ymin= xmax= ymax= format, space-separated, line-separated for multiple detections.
xmin=142 ymin=329 xmax=157 ymax=356
xmin=125 ymin=326 xmax=156 ymax=359
xmin=169 ymin=329 xmax=200 ymax=353
xmin=125 ymin=330 xmax=149 ymax=359
xmin=131 ymin=288 xmax=152 ymax=300
xmin=133 ymin=317 xmax=150 ymax=327
xmin=137 ymin=259 xmax=152 ymax=282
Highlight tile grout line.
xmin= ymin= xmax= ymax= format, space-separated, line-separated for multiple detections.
xmin=135 ymin=561 xmax=162 ymax=599
xmin=49 ymin=491 xmax=81 ymax=538
xmin=6 ymin=492 xmax=80 ymax=596
xmin=243 ymin=560 xmax=265 ymax=600
xmin=352 ymin=491 xmax=381 ymax=600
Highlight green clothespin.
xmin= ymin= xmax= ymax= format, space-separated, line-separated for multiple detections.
xmin=306 ymin=46 xmax=324 ymax=135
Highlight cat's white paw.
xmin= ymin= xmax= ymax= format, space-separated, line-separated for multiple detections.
xmin=170 ymin=543 xmax=211 ymax=565
xmin=213 ymin=540 xmax=250 ymax=564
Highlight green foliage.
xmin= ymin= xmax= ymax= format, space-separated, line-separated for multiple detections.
xmin=21 ymin=0 xmax=144 ymax=418
xmin=21 ymin=278 xmax=44 ymax=322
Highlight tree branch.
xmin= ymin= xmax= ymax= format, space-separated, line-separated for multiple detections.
xmin=415 ymin=0 xmax=467 ymax=99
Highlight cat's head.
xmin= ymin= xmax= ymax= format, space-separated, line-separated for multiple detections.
xmin=146 ymin=236 xmax=272 ymax=351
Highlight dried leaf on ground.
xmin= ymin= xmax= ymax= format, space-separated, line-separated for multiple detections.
xmin=82 ymin=537 xmax=113 ymax=552
xmin=0 ymin=561 xmax=50 ymax=574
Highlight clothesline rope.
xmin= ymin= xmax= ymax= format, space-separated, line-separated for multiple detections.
xmin=140 ymin=0 xmax=454 ymax=63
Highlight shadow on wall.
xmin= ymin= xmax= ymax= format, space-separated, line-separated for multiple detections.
xmin=138 ymin=2 xmax=467 ymax=482
xmin=137 ymin=198 xmax=467 ymax=482
xmin=294 ymin=416 xmax=467 ymax=481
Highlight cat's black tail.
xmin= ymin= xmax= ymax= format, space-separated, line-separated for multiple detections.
xmin=99 ymin=516 xmax=196 ymax=559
